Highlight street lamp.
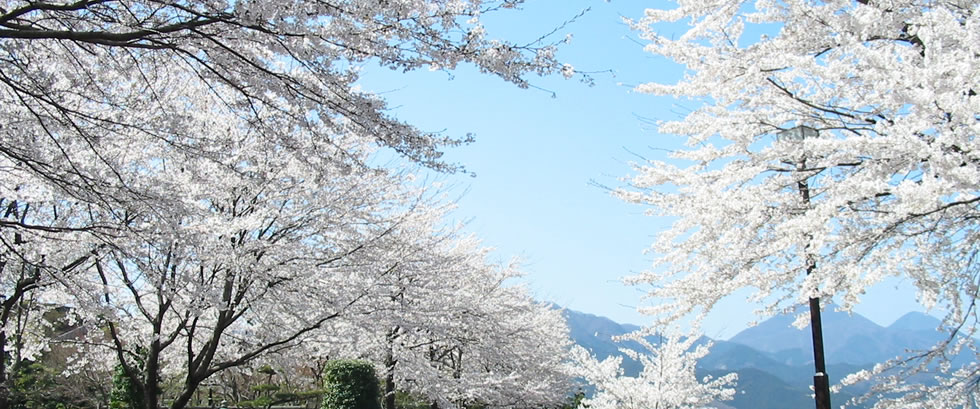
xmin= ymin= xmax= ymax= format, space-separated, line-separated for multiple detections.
xmin=777 ymin=125 xmax=831 ymax=409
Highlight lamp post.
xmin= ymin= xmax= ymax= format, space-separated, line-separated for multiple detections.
xmin=777 ymin=125 xmax=832 ymax=409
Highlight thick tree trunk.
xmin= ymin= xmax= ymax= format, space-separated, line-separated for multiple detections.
xmin=383 ymin=352 xmax=396 ymax=409
xmin=171 ymin=384 xmax=196 ymax=409
xmin=383 ymin=326 xmax=400 ymax=409
xmin=145 ymin=342 xmax=162 ymax=409
xmin=170 ymin=364 xmax=206 ymax=409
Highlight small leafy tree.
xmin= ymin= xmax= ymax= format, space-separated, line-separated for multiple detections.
xmin=110 ymin=363 xmax=145 ymax=409
xmin=321 ymin=360 xmax=381 ymax=409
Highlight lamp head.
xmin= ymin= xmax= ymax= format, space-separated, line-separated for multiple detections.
xmin=777 ymin=125 xmax=819 ymax=141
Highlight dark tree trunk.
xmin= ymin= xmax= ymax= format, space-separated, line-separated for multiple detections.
xmin=171 ymin=384 xmax=196 ymax=409
xmin=383 ymin=352 xmax=396 ymax=409
xmin=145 ymin=342 xmax=162 ymax=409
xmin=0 ymin=268 xmax=37 ymax=409
xmin=0 ymin=330 xmax=8 ymax=409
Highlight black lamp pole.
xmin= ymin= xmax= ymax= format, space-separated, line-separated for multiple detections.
xmin=779 ymin=125 xmax=832 ymax=409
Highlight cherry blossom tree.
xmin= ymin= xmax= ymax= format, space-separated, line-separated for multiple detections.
xmin=567 ymin=329 xmax=736 ymax=409
xmin=0 ymin=0 xmax=571 ymax=178
xmin=474 ymin=296 xmax=573 ymax=408
xmin=0 ymin=187 xmax=105 ymax=408
xmin=58 ymin=150 xmax=432 ymax=409
xmin=31 ymin=65 xmax=570 ymax=408
xmin=18 ymin=62 xmax=461 ymax=409
xmin=618 ymin=0 xmax=979 ymax=406
xmin=319 ymin=217 xmax=572 ymax=409
xmin=415 ymin=272 xmax=571 ymax=409
xmin=0 ymin=1 xmax=577 ymax=407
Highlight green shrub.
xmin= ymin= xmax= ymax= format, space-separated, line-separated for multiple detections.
xmin=320 ymin=360 xmax=381 ymax=409
xmin=9 ymin=362 xmax=66 ymax=409
xmin=109 ymin=363 xmax=144 ymax=409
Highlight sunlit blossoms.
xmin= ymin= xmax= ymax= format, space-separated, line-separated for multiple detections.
xmin=0 ymin=1 xmax=574 ymax=408
xmin=619 ymin=0 xmax=979 ymax=406
xmin=568 ymin=328 xmax=737 ymax=409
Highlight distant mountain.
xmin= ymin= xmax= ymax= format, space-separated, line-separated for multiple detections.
xmin=699 ymin=340 xmax=784 ymax=373
xmin=562 ymin=309 xmax=850 ymax=409
xmin=706 ymin=367 xmax=813 ymax=409
xmin=888 ymin=311 xmax=941 ymax=331
xmin=562 ymin=309 xmax=641 ymax=356
xmin=562 ymin=307 xmax=975 ymax=409
xmin=728 ymin=307 xmax=884 ymax=365
xmin=727 ymin=307 xmax=971 ymax=367
xmin=562 ymin=309 xmax=644 ymax=376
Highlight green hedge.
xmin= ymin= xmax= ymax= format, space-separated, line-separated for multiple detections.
xmin=321 ymin=360 xmax=381 ymax=409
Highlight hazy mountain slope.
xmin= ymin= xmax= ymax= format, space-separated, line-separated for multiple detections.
xmin=562 ymin=309 xmax=644 ymax=376
xmin=727 ymin=308 xmax=973 ymax=367
xmin=888 ymin=311 xmax=941 ymax=331
xmin=728 ymin=308 xmax=884 ymax=365
xmin=561 ymin=308 xmax=964 ymax=409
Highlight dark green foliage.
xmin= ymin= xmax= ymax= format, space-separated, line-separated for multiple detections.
xmin=238 ymin=390 xmax=326 ymax=408
xmin=238 ymin=395 xmax=275 ymax=408
xmin=393 ymin=390 xmax=432 ymax=409
xmin=9 ymin=362 xmax=63 ymax=409
xmin=109 ymin=363 xmax=144 ymax=409
xmin=232 ymin=363 xmax=325 ymax=409
xmin=321 ymin=360 xmax=381 ymax=409
xmin=8 ymin=361 xmax=95 ymax=409
xmin=229 ymin=363 xmax=324 ymax=409
xmin=250 ymin=384 xmax=280 ymax=394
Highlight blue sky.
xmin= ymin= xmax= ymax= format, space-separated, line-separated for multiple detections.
xmin=357 ymin=0 xmax=927 ymax=340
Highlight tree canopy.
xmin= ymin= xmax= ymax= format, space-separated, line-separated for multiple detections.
xmin=0 ymin=1 xmax=574 ymax=409
xmin=618 ymin=0 xmax=978 ymax=406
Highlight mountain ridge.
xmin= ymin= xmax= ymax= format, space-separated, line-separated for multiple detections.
xmin=561 ymin=307 xmax=973 ymax=409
